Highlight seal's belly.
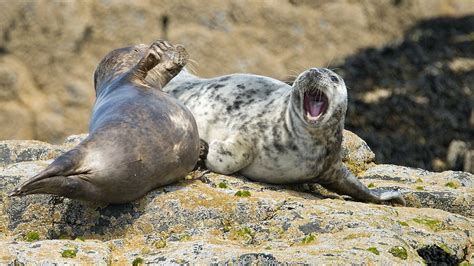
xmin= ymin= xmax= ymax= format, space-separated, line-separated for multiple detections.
xmin=241 ymin=164 xmax=317 ymax=184
xmin=240 ymin=147 xmax=326 ymax=184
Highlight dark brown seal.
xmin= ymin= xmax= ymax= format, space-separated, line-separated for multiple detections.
xmin=9 ymin=40 xmax=200 ymax=204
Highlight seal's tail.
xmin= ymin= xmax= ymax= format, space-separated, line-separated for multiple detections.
xmin=8 ymin=148 xmax=85 ymax=197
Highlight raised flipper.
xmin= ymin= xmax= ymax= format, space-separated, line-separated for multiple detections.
xmin=127 ymin=40 xmax=188 ymax=88
xmin=316 ymin=163 xmax=406 ymax=205
xmin=206 ymin=134 xmax=254 ymax=175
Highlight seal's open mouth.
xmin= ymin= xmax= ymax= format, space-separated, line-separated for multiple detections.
xmin=303 ymin=90 xmax=328 ymax=121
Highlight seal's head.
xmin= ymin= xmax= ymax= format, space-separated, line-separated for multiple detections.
xmin=94 ymin=42 xmax=188 ymax=96
xmin=93 ymin=44 xmax=148 ymax=93
xmin=290 ymin=68 xmax=347 ymax=128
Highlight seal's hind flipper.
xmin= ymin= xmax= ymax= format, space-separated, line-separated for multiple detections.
xmin=317 ymin=164 xmax=406 ymax=205
xmin=9 ymin=148 xmax=86 ymax=198
xmin=378 ymin=191 xmax=406 ymax=206
xmin=9 ymin=174 xmax=101 ymax=202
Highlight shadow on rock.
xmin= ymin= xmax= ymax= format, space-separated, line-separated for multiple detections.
xmin=4 ymin=180 xmax=188 ymax=241
xmin=417 ymin=245 xmax=462 ymax=265
xmin=46 ymin=198 xmax=143 ymax=240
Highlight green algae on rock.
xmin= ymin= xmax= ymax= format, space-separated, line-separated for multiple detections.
xmin=61 ymin=249 xmax=77 ymax=258
xmin=24 ymin=231 xmax=40 ymax=242
xmin=234 ymin=190 xmax=251 ymax=197
xmin=218 ymin=182 xmax=228 ymax=189
xmin=445 ymin=181 xmax=460 ymax=189
xmin=389 ymin=246 xmax=408 ymax=260
xmin=412 ymin=217 xmax=444 ymax=231
xmin=154 ymin=240 xmax=166 ymax=249
xmin=132 ymin=257 xmax=143 ymax=266
xmin=367 ymin=247 xmax=380 ymax=255
xmin=302 ymin=234 xmax=316 ymax=244
xmin=397 ymin=221 xmax=409 ymax=227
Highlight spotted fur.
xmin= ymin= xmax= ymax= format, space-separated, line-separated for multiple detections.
xmin=163 ymin=68 xmax=405 ymax=205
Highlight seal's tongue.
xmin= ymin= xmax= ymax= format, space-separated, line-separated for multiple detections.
xmin=304 ymin=91 xmax=328 ymax=120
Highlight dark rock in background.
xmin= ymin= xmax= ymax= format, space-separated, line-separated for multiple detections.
xmin=332 ymin=15 xmax=474 ymax=172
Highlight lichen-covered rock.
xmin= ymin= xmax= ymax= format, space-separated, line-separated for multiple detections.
xmin=0 ymin=240 xmax=110 ymax=265
xmin=342 ymin=129 xmax=375 ymax=174
xmin=0 ymin=140 xmax=66 ymax=167
xmin=359 ymin=165 xmax=474 ymax=217
xmin=0 ymin=135 xmax=472 ymax=264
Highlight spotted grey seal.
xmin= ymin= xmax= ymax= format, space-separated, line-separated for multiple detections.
xmin=9 ymin=40 xmax=200 ymax=204
xmin=163 ymin=68 xmax=405 ymax=205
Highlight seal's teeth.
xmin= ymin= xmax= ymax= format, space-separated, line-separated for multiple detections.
xmin=306 ymin=112 xmax=322 ymax=121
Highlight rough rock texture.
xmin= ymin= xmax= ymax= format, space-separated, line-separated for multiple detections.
xmin=0 ymin=140 xmax=66 ymax=167
xmin=0 ymin=240 xmax=110 ymax=265
xmin=0 ymin=132 xmax=472 ymax=264
xmin=341 ymin=130 xmax=375 ymax=175
xmin=0 ymin=0 xmax=473 ymax=173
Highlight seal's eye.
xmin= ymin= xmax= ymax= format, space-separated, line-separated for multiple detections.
xmin=329 ymin=75 xmax=339 ymax=83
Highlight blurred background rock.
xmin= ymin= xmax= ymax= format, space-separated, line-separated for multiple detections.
xmin=0 ymin=0 xmax=472 ymax=172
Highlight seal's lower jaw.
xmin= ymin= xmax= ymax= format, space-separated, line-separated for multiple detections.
xmin=303 ymin=90 xmax=328 ymax=124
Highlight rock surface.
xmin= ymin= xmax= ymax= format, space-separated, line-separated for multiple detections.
xmin=0 ymin=133 xmax=472 ymax=264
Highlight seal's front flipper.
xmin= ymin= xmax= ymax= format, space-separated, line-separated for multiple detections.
xmin=129 ymin=40 xmax=188 ymax=88
xmin=193 ymin=139 xmax=209 ymax=171
xmin=317 ymin=164 xmax=406 ymax=205
xmin=147 ymin=42 xmax=189 ymax=88
xmin=131 ymin=40 xmax=167 ymax=82
xmin=206 ymin=134 xmax=254 ymax=175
